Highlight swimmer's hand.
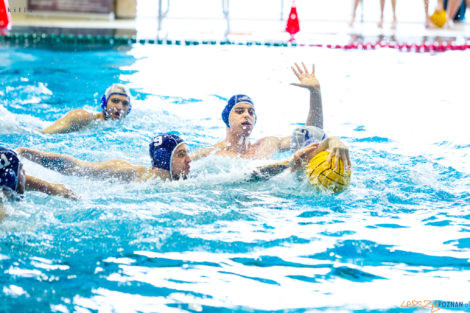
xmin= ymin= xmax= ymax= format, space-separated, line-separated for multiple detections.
xmin=25 ymin=175 xmax=80 ymax=201
xmin=291 ymin=62 xmax=320 ymax=91
xmin=325 ymin=138 xmax=351 ymax=171
xmin=291 ymin=142 xmax=320 ymax=171
xmin=53 ymin=184 xmax=81 ymax=201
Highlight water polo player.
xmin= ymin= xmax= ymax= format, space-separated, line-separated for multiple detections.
xmin=41 ymin=83 xmax=132 ymax=134
xmin=16 ymin=134 xmax=191 ymax=183
xmin=190 ymin=62 xmax=348 ymax=164
xmin=0 ymin=146 xmax=78 ymax=201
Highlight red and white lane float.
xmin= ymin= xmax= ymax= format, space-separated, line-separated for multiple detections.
xmin=298 ymin=41 xmax=470 ymax=53
xmin=0 ymin=0 xmax=11 ymax=35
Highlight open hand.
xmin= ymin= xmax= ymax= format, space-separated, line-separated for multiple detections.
xmin=55 ymin=184 xmax=80 ymax=201
xmin=291 ymin=142 xmax=320 ymax=170
xmin=326 ymin=141 xmax=351 ymax=171
xmin=291 ymin=62 xmax=320 ymax=91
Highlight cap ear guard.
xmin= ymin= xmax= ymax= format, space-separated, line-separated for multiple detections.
xmin=100 ymin=94 xmax=107 ymax=114
xmin=149 ymin=134 xmax=184 ymax=178
xmin=151 ymin=148 xmax=171 ymax=170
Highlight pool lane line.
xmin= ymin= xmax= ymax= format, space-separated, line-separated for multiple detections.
xmin=1 ymin=32 xmax=469 ymax=53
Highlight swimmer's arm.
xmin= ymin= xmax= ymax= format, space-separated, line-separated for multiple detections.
xmin=291 ymin=62 xmax=323 ymax=129
xmin=79 ymin=161 xmax=148 ymax=182
xmin=248 ymin=159 xmax=292 ymax=181
xmin=0 ymin=198 xmax=5 ymax=222
xmin=17 ymin=147 xmax=145 ymax=181
xmin=17 ymin=147 xmax=86 ymax=176
xmin=249 ymin=142 xmax=321 ymax=181
xmin=256 ymin=142 xmax=319 ymax=179
xmin=25 ymin=175 xmax=79 ymax=200
xmin=41 ymin=109 xmax=99 ymax=134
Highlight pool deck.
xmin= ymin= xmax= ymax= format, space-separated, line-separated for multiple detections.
xmin=7 ymin=1 xmax=470 ymax=45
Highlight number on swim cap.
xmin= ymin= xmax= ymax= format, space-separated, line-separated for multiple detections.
xmin=0 ymin=154 xmax=11 ymax=170
xmin=153 ymin=136 xmax=163 ymax=147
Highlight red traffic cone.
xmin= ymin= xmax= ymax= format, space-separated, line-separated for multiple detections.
xmin=285 ymin=1 xmax=300 ymax=41
xmin=0 ymin=0 xmax=11 ymax=36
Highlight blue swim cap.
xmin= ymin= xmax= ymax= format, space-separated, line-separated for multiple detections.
xmin=304 ymin=131 xmax=327 ymax=147
xmin=0 ymin=147 xmax=20 ymax=193
xmin=222 ymin=94 xmax=255 ymax=128
xmin=290 ymin=126 xmax=327 ymax=152
xmin=149 ymin=134 xmax=184 ymax=175
xmin=100 ymin=84 xmax=132 ymax=119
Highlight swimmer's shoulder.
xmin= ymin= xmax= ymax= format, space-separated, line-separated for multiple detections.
xmin=214 ymin=149 xmax=237 ymax=158
xmin=67 ymin=109 xmax=102 ymax=121
xmin=41 ymin=109 xmax=101 ymax=134
xmin=254 ymin=136 xmax=282 ymax=149
xmin=135 ymin=167 xmax=171 ymax=182
xmin=213 ymin=140 xmax=229 ymax=149
xmin=190 ymin=141 xmax=227 ymax=161
xmin=250 ymin=137 xmax=283 ymax=158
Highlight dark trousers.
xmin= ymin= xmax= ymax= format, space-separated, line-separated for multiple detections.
xmin=444 ymin=0 xmax=467 ymax=20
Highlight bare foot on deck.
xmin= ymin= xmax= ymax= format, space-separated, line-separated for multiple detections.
xmin=378 ymin=18 xmax=384 ymax=28
xmin=349 ymin=17 xmax=355 ymax=27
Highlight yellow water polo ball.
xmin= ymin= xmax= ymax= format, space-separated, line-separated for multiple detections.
xmin=306 ymin=151 xmax=351 ymax=193
xmin=430 ymin=9 xmax=447 ymax=28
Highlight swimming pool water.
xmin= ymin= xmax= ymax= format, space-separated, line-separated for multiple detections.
xmin=0 ymin=44 xmax=469 ymax=312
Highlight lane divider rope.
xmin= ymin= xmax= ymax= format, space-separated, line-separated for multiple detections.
xmin=1 ymin=33 xmax=469 ymax=52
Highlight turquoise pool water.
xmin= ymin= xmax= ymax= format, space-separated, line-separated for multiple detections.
xmin=1 ymin=44 xmax=469 ymax=312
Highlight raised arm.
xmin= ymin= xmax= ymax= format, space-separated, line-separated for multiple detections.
xmin=275 ymin=63 xmax=325 ymax=153
xmin=25 ymin=175 xmax=79 ymax=200
xmin=291 ymin=62 xmax=323 ymax=129
xmin=41 ymin=109 xmax=98 ymax=134
xmin=17 ymin=147 xmax=147 ymax=182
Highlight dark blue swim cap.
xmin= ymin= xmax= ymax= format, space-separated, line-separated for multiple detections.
xmin=0 ymin=147 xmax=20 ymax=193
xmin=149 ymin=134 xmax=184 ymax=174
xmin=100 ymin=84 xmax=132 ymax=119
xmin=222 ymin=94 xmax=255 ymax=128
